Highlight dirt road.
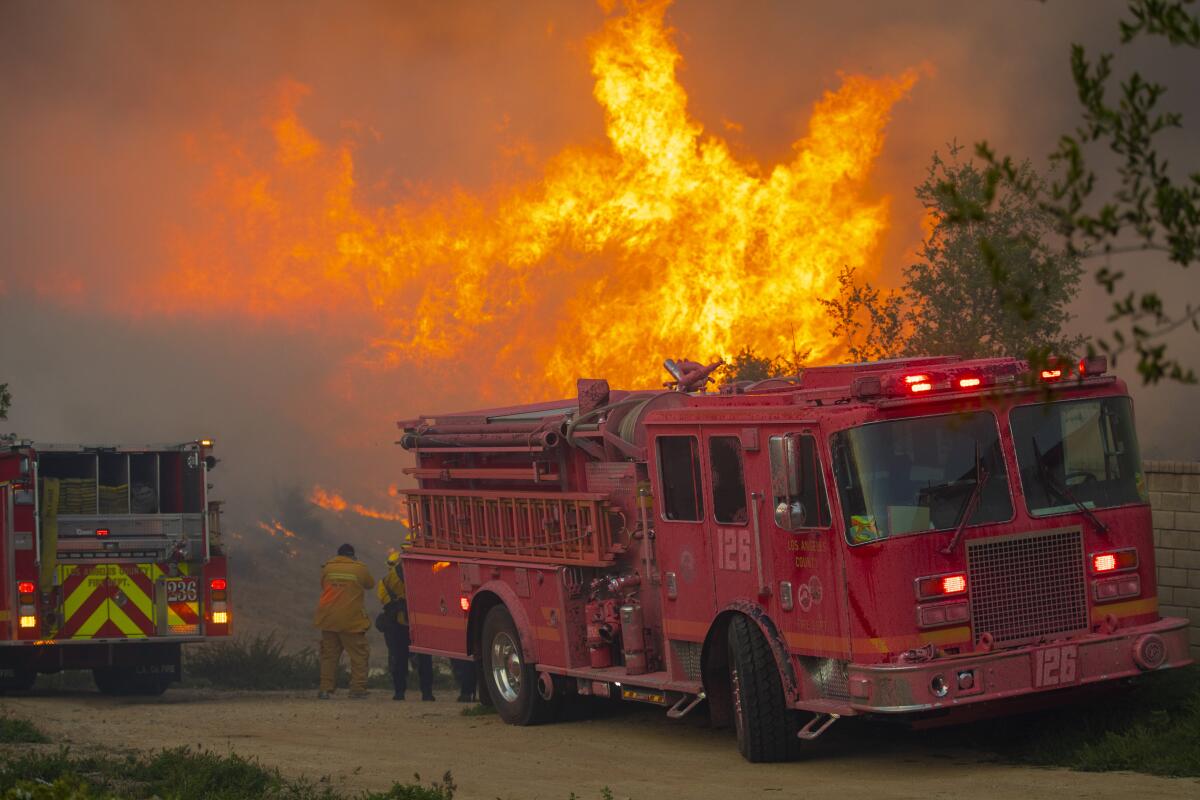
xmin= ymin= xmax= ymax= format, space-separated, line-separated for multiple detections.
xmin=2 ymin=689 xmax=1195 ymax=800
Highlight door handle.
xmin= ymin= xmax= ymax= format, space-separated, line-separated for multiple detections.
xmin=750 ymin=492 xmax=770 ymax=598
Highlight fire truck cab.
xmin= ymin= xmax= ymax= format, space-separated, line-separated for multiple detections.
xmin=398 ymin=355 xmax=1191 ymax=761
xmin=0 ymin=437 xmax=230 ymax=695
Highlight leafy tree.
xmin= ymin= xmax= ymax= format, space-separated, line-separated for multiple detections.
xmin=819 ymin=264 xmax=907 ymax=362
xmin=905 ymin=153 xmax=1085 ymax=360
xmin=0 ymin=383 xmax=10 ymax=420
xmin=951 ymin=0 xmax=1200 ymax=383
xmin=718 ymin=336 xmax=810 ymax=384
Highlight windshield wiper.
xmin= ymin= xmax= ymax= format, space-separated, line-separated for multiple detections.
xmin=1031 ymin=436 xmax=1109 ymax=534
xmin=940 ymin=441 xmax=988 ymax=555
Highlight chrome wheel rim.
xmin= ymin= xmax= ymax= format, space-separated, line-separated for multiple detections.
xmin=491 ymin=630 xmax=523 ymax=703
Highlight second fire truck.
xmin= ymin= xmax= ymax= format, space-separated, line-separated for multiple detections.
xmin=397 ymin=356 xmax=1190 ymax=761
xmin=0 ymin=437 xmax=231 ymax=694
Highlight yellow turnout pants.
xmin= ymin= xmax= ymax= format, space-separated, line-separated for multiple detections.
xmin=319 ymin=630 xmax=369 ymax=693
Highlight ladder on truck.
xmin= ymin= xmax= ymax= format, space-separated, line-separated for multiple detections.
xmin=403 ymin=489 xmax=621 ymax=566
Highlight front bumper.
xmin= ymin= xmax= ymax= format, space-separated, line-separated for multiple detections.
xmin=843 ymin=616 xmax=1192 ymax=714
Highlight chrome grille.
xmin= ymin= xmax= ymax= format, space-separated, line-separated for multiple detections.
xmin=966 ymin=529 xmax=1088 ymax=646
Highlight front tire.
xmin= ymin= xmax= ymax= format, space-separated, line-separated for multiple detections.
xmin=728 ymin=615 xmax=798 ymax=762
xmin=480 ymin=605 xmax=555 ymax=725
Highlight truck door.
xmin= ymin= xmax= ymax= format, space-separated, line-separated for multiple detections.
xmin=651 ymin=432 xmax=717 ymax=644
xmin=704 ymin=431 xmax=767 ymax=607
xmin=766 ymin=431 xmax=853 ymax=691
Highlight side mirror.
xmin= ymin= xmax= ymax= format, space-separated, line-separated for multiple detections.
xmin=205 ymin=455 xmax=219 ymax=471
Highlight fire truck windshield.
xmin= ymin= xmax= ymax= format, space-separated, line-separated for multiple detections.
xmin=1011 ymin=396 xmax=1146 ymax=517
xmin=831 ymin=412 xmax=1013 ymax=544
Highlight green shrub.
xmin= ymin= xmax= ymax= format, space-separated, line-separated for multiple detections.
xmin=0 ymin=716 xmax=48 ymax=744
xmin=186 ymin=633 xmax=334 ymax=690
xmin=0 ymin=747 xmax=457 ymax=800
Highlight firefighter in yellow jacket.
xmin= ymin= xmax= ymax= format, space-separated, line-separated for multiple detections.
xmin=314 ymin=543 xmax=375 ymax=699
xmin=378 ymin=550 xmax=434 ymax=700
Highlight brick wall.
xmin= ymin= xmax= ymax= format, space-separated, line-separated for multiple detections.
xmin=1146 ymin=460 xmax=1200 ymax=660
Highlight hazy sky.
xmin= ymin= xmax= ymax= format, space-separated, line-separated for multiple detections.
xmin=1 ymin=0 xmax=1197 ymax=549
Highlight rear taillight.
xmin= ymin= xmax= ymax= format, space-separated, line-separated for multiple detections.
xmin=209 ymin=578 xmax=229 ymax=626
xmin=1091 ymin=549 xmax=1137 ymax=574
xmin=17 ymin=579 xmax=37 ymax=628
xmin=915 ymin=572 xmax=968 ymax=600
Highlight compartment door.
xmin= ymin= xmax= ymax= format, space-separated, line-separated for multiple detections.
xmin=57 ymin=563 xmax=159 ymax=639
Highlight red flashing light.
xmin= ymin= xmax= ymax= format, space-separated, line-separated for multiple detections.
xmin=942 ymin=574 xmax=967 ymax=594
xmin=958 ymin=377 xmax=982 ymax=389
xmin=910 ymin=382 xmax=933 ymax=393
xmin=916 ymin=572 xmax=968 ymax=600
xmin=210 ymin=578 xmax=228 ymax=591
xmin=459 ymin=595 xmax=471 ymax=612
xmin=95 ymin=528 xmax=110 ymax=537
xmin=17 ymin=581 xmax=35 ymax=594
xmin=1091 ymin=549 xmax=1137 ymax=574
xmin=1039 ymin=368 xmax=1063 ymax=381
xmin=904 ymin=374 xmax=929 ymax=385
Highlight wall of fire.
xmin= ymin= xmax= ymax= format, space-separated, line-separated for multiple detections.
xmin=1147 ymin=460 xmax=1200 ymax=661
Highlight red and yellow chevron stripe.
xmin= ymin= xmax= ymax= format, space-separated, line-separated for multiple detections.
xmin=56 ymin=562 xmax=201 ymax=639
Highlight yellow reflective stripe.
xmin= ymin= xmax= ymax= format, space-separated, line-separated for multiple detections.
xmin=326 ymin=572 xmax=359 ymax=582
xmin=74 ymin=602 xmax=108 ymax=638
xmin=108 ymin=600 xmax=148 ymax=638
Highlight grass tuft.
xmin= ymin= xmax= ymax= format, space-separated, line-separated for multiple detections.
xmin=0 ymin=745 xmax=457 ymax=800
xmin=0 ymin=714 xmax=49 ymax=744
xmin=459 ymin=703 xmax=497 ymax=717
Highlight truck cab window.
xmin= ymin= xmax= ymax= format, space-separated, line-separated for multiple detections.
xmin=657 ymin=435 xmax=704 ymax=521
xmin=708 ymin=436 xmax=749 ymax=524
xmin=769 ymin=434 xmax=830 ymax=530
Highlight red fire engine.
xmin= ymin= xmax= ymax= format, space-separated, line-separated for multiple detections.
xmin=398 ymin=356 xmax=1191 ymax=761
xmin=0 ymin=437 xmax=230 ymax=695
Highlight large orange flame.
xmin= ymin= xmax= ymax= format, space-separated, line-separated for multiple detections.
xmin=310 ymin=486 xmax=408 ymax=523
xmin=162 ymin=1 xmax=916 ymax=396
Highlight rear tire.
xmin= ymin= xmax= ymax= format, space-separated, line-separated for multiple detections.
xmin=93 ymin=667 xmax=171 ymax=696
xmin=727 ymin=615 xmax=799 ymax=762
xmin=480 ymin=605 xmax=555 ymax=725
